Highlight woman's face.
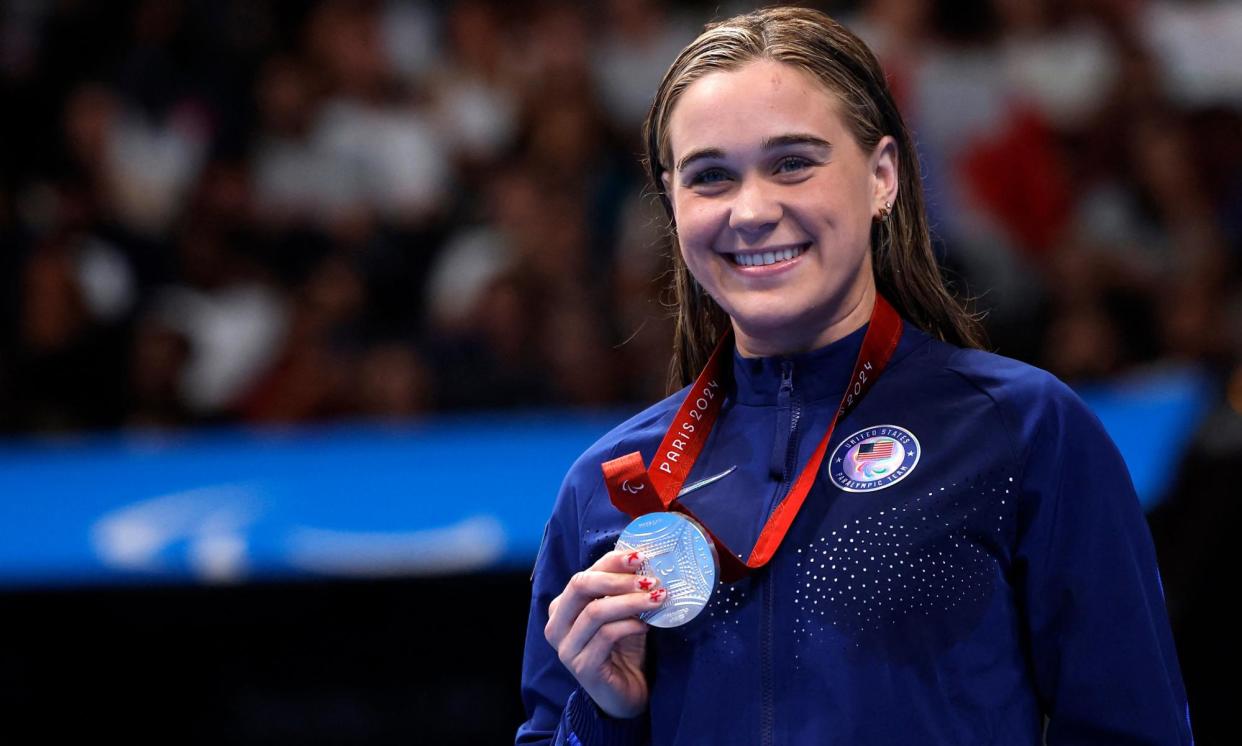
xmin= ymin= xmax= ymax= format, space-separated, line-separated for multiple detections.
xmin=663 ymin=59 xmax=897 ymax=357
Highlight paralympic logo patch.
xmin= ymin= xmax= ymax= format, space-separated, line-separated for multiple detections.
xmin=828 ymin=425 xmax=920 ymax=493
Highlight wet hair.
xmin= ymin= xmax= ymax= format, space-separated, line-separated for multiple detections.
xmin=642 ymin=6 xmax=985 ymax=388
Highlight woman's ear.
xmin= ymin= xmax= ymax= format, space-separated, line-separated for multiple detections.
xmin=871 ymin=135 xmax=899 ymax=215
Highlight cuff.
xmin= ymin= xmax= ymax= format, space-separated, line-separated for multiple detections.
xmin=562 ymin=687 xmax=649 ymax=746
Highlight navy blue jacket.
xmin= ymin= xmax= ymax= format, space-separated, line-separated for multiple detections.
xmin=517 ymin=324 xmax=1193 ymax=745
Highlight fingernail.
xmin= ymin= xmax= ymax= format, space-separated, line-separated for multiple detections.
xmin=649 ymin=588 xmax=667 ymax=603
xmin=636 ymin=576 xmax=659 ymax=592
xmin=624 ymin=550 xmax=643 ymax=567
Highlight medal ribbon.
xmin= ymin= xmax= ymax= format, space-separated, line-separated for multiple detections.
xmin=602 ymin=294 xmax=904 ymax=582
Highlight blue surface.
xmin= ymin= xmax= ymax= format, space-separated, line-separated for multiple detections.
xmin=1074 ymin=365 xmax=1216 ymax=511
xmin=0 ymin=412 xmax=622 ymax=588
xmin=0 ymin=367 xmax=1216 ymax=588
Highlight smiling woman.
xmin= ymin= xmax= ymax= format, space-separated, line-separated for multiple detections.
xmin=660 ymin=58 xmax=890 ymax=358
xmin=518 ymin=7 xmax=1193 ymax=746
xmin=645 ymin=8 xmax=985 ymax=387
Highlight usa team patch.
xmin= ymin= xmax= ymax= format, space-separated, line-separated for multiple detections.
xmin=828 ymin=425 xmax=921 ymax=493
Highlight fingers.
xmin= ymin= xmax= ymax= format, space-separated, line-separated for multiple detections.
xmin=545 ymin=569 xmax=661 ymax=646
xmin=591 ymin=547 xmax=647 ymax=574
xmin=571 ymin=616 xmax=649 ymax=673
xmin=557 ymin=587 xmax=666 ymax=666
xmin=541 ymin=548 xmax=664 ymax=717
xmin=545 ymin=549 xmax=650 ymax=645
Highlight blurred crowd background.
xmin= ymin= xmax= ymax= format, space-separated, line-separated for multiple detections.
xmin=0 ymin=0 xmax=1239 ymax=741
xmin=2 ymin=0 xmax=1240 ymax=433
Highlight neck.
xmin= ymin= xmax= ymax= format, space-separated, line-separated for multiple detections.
xmin=733 ymin=282 xmax=876 ymax=359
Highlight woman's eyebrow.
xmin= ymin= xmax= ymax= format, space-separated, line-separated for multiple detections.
xmin=763 ymin=133 xmax=832 ymax=151
xmin=675 ymin=134 xmax=832 ymax=172
xmin=676 ymin=148 xmax=724 ymax=172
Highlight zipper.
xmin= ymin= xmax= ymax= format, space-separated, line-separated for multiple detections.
xmin=768 ymin=361 xmax=795 ymax=480
xmin=785 ymin=378 xmax=803 ymax=483
xmin=761 ymin=360 xmax=800 ymax=746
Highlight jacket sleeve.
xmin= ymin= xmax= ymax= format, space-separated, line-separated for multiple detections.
xmin=515 ymin=462 xmax=651 ymax=746
xmin=1011 ymin=376 xmax=1194 ymax=745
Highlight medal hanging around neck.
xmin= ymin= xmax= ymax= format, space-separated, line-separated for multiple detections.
xmin=602 ymin=295 xmax=904 ymax=627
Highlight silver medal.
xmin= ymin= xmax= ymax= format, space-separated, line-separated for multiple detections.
xmin=616 ymin=512 xmax=718 ymax=628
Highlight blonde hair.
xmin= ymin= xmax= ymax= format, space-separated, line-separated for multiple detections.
xmin=642 ymin=6 xmax=984 ymax=388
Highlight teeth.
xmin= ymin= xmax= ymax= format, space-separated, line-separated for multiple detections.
xmin=732 ymin=245 xmax=807 ymax=267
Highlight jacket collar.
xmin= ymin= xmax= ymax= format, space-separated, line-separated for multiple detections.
xmin=730 ymin=323 xmax=869 ymax=406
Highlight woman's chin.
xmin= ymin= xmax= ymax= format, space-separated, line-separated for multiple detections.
xmin=729 ymin=314 xmax=820 ymax=356
xmin=727 ymin=295 xmax=870 ymax=356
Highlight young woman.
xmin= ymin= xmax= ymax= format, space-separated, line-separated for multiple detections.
xmin=518 ymin=8 xmax=1191 ymax=745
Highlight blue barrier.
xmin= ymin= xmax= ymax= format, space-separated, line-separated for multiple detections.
xmin=0 ymin=412 xmax=621 ymax=588
xmin=0 ymin=366 xmax=1215 ymax=588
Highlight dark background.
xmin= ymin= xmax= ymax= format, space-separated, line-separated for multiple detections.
xmin=2 ymin=574 xmax=532 ymax=744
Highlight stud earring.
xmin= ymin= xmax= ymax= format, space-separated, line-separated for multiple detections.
xmin=876 ymin=201 xmax=893 ymax=222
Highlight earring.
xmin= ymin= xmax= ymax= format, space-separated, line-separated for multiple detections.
xmin=873 ymin=201 xmax=893 ymax=257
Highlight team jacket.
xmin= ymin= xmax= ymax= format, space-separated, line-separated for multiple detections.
xmin=517 ymin=323 xmax=1193 ymax=745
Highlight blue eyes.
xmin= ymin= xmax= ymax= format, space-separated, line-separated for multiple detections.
xmin=775 ymin=155 xmax=813 ymax=173
xmin=690 ymin=168 xmax=730 ymax=186
xmin=686 ymin=156 xmax=815 ymax=186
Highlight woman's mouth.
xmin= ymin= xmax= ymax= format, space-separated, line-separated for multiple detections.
xmin=729 ymin=243 xmax=810 ymax=267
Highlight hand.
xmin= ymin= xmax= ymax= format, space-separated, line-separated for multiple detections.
xmin=544 ymin=548 xmax=667 ymax=719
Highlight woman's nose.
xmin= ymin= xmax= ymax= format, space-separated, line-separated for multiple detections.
xmin=727 ymin=178 xmax=781 ymax=235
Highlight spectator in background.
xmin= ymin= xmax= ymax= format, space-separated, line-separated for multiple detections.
xmin=0 ymin=0 xmax=1233 ymax=429
xmin=428 ymin=0 xmax=520 ymax=173
xmin=591 ymin=0 xmax=696 ymax=134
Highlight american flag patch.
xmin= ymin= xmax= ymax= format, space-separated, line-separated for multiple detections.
xmin=855 ymin=439 xmax=895 ymax=461
xmin=830 ymin=425 xmax=921 ymax=492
